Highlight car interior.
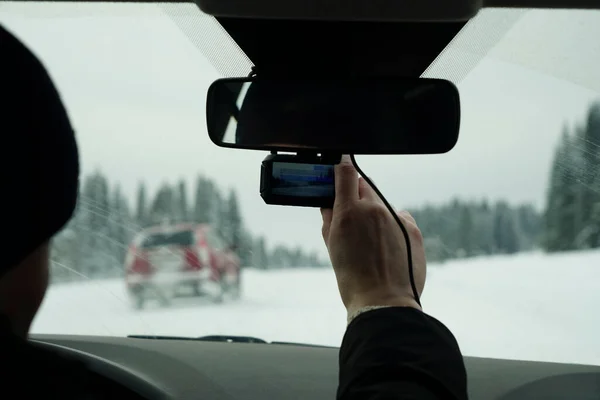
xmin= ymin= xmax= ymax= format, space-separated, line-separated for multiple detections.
xmin=4 ymin=0 xmax=600 ymax=399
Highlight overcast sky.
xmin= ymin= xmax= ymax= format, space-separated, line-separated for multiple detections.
xmin=1 ymin=4 xmax=599 ymax=256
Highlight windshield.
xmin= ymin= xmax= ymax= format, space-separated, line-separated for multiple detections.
xmin=2 ymin=3 xmax=599 ymax=366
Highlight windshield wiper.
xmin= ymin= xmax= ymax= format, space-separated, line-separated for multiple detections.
xmin=196 ymin=335 xmax=267 ymax=343
xmin=128 ymin=334 xmax=266 ymax=343
xmin=128 ymin=334 xmax=333 ymax=348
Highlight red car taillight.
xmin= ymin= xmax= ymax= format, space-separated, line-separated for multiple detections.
xmin=184 ymin=248 xmax=202 ymax=271
xmin=129 ymin=250 xmax=151 ymax=275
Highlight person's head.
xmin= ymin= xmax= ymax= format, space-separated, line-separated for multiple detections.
xmin=0 ymin=25 xmax=79 ymax=337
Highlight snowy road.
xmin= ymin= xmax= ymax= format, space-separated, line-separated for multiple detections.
xmin=32 ymin=250 xmax=600 ymax=366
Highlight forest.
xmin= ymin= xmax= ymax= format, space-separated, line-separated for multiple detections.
xmin=416 ymin=100 xmax=600 ymax=261
xmin=543 ymin=101 xmax=600 ymax=252
xmin=410 ymin=200 xmax=541 ymax=262
xmin=49 ymin=101 xmax=600 ymax=282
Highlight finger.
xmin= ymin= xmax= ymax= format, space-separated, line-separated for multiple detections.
xmin=320 ymin=208 xmax=333 ymax=242
xmin=358 ymin=177 xmax=379 ymax=202
xmin=334 ymin=155 xmax=359 ymax=205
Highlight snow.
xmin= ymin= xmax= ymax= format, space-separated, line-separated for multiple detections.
xmin=32 ymin=250 xmax=600 ymax=366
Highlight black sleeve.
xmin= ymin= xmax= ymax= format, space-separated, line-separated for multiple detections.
xmin=338 ymin=307 xmax=468 ymax=400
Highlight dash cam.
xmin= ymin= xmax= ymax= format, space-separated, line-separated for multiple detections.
xmin=260 ymin=153 xmax=341 ymax=208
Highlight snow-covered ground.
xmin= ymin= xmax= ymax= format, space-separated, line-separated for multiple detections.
xmin=32 ymin=250 xmax=600 ymax=366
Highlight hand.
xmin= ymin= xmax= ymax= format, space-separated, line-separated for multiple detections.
xmin=321 ymin=156 xmax=426 ymax=316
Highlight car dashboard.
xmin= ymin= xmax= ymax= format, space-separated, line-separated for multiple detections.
xmin=31 ymin=334 xmax=600 ymax=400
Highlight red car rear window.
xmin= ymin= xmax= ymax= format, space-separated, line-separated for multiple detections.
xmin=141 ymin=230 xmax=194 ymax=248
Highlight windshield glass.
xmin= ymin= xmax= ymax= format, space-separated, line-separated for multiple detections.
xmin=2 ymin=3 xmax=599 ymax=366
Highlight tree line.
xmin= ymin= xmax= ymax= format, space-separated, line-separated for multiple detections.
xmin=50 ymin=173 xmax=328 ymax=283
xmin=543 ymin=101 xmax=600 ymax=252
xmin=50 ymin=100 xmax=600 ymax=281
xmin=409 ymin=200 xmax=541 ymax=262
xmin=47 ymin=169 xmax=552 ymax=281
xmin=411 ymin=101 xmax=600 ymax=261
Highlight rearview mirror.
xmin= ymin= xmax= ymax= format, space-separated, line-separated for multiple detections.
xmin=206 ymin=77 xmax=460 ymax=154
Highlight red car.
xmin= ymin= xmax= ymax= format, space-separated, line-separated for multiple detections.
xmin=124 ymin=223 xmax=241 ymax=309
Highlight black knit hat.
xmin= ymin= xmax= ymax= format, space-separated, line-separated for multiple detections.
xmin=0 ymin=25 xmax=79 ymax=275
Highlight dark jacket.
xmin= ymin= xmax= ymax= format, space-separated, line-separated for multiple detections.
xmin=339 ymin=307 xmax=468 ymax=399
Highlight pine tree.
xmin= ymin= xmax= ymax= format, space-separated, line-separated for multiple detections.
xmin=577 ymin=102 xmax=600 ymax=247
xmin=193 ymin=176 xmax=213 ymax=224
xmin=591 ymin=202 xmax=600 ymax=247
xmin=503 ymin=214 xmax=521 ymax=255
xmin=493 ymin=201 xmax=520 ymax=254
xmin=50 ymin=210 xmax=82 ymax=282
xmin=225 ymin=189 xmax=242 ymax=248
xmin=544 ymin=129 xmax=566 ymax=251
xmin=516 ymin=204 xmax=541 ymax=250
xmin=423 ymin=237 xmax=452 ymax=262
xmin=49 ymin=182 xmax=85 ymax=282
xmin=473 ymin=200 xmax=495 ymax=255
xmin=288 ymin=247 xmax=304 ymax=267
xmin=557 ymin=132 xmax=582 ymax=250
xmin=215 ymin=188 xmax=229 ymax=238
xmin=135 ymin=182 xmax=148 ymax=228
xmin=270 ymin=245 xmax=290 ymax=268
xmin=252 ymin=236 xmax=268 ymax=269
xmin=111 ymin=184 xmax=131 ymax=268
xmin=149 ymin=184 xmax=175 ymax=225
xmin=544 ymin=129 xmax=582 ymax=251
xmin=307 ymin=251 xmax=321 ymax=267
xmin=446 ymin=199 xmax=463 ymax=254
xmin=80 ymin=171 xmax=112 ymax=277
xmin=457 ymin=205 xmax=474 ymax=257
xmin=237 ymin=228 xmax=254 ymax=267
xmin=177 ymin=180 xmax=189 ymax=222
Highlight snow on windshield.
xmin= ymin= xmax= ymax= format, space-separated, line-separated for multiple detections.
xmin=1 ymin=4 xmax=599 ymax=366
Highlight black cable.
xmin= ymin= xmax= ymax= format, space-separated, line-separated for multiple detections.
xmin=349 ymin=154 xmax=421 ymax=307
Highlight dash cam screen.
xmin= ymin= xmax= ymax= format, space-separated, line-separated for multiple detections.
xmin=271 ymin=162 xmax=335 ymax=198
